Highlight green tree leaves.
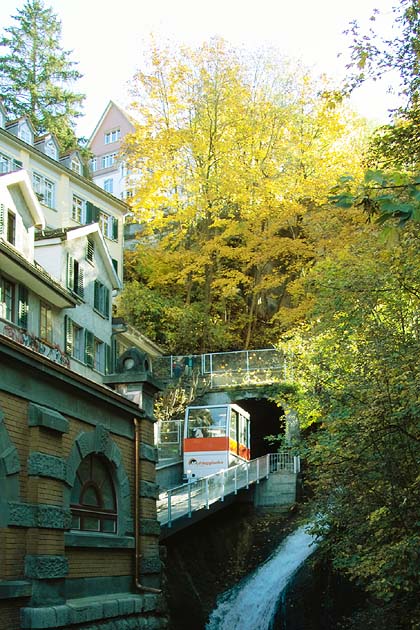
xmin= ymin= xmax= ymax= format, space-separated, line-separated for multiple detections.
xmin=284 ymin=226 xmax=420 ymax=623
xmin=0 ymin=0 xmax=85 ymax=151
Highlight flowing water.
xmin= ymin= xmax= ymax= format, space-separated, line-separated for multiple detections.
xmin=206 ymin=523 xmax=317 ymax=630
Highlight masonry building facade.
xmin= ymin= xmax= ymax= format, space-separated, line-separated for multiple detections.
xmin=0 ymin=100 xmax=167 ymax=630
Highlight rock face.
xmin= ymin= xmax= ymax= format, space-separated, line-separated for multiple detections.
xmin=162 ymin=503 xmax=301 ymax=630
xmin=277 ymin=553 xmax=366 ymax=630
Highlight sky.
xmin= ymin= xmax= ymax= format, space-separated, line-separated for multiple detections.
xmin=0 ymin=0 xmax=401 ymax=138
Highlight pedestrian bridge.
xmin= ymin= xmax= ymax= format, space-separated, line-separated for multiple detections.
xmin=157 ymin=452 xmax=300 ymax=537
xmin=154 ymin=347 xmax=290 ymax=390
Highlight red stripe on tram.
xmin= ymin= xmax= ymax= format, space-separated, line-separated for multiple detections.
xmin=184 ymin=437 xmax=230 ymax=452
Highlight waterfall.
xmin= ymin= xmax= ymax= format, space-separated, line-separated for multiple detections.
xmin=206 ymin=523 xmax=317 ymax=630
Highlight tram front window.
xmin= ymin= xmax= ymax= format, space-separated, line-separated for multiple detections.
xmin=187 ymin=406 xmax=228 ymax=438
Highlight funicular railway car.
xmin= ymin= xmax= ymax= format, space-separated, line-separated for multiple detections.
xmin=183 ymin=403 xmax=250 ymax=479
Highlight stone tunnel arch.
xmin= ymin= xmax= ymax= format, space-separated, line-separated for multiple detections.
xmin=234 ymin=397 xmax=285 ymax=458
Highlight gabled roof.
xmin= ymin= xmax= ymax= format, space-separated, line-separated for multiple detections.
xmin=88 ymin=100 xmax=136 ymax=146
xmin=0 ymin=169 xmax=45 ymax=229
xmin=6 ymin=116 xmax=36 ymax=134
xmin=34 ymin=132 xmax=61 ymax=149
xmin=36 ymin=223 xmax=122 ymax=290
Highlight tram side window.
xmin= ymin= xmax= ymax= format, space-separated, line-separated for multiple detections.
xmin=239 ymin=414 xmax=248 ymax=446
xmin=230 ymin=409 xmax=238 ymax=441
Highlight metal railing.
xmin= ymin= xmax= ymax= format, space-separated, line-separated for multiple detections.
xmin=269 ymin=451 xmax=301 ymax=474
xmin=157 ymin=452 xmax=300 ymax=528
xmin=153 ymin=348 xmax=290 ymax=389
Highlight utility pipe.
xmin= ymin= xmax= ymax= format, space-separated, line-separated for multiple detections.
xmin=134 ymin=417 xmax=161 ymax=594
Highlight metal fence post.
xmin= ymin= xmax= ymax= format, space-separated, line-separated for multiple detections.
xmin=188 ymin=483 xmax=192 ymax=518
xmin=167 ymin=490 xmax=172 ymax=528
xmin=205 ymin=478 xmax=209 ymax=509
xmin=221 ymin=470 xmax=225 ymax=502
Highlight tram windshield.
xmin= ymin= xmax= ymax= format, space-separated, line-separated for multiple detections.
xmin=186 ymin=406 xmax=228 ymax=438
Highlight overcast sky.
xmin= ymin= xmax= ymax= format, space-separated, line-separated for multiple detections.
xmin=0 ymin=0 xmax=401 ymax=137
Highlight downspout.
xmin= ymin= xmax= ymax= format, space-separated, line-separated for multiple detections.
xmin=134 ymin=417 xmax=161 ymax=594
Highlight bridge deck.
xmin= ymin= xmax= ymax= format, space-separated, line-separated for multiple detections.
xmin=157 ymin=452 xmax=300 ymax=531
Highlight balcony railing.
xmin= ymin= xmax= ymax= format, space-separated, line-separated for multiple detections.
xmin=0 ymin=319 xmax=70 ymax=368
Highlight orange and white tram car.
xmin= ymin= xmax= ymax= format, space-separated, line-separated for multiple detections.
xmin=183 ymin=403 xmax=250 ymax=480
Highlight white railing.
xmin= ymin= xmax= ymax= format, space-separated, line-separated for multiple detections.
xmin=153 ymin=348 xmax=289 ymax=388
xmin=269 ymin=451 xmax=301 ymax=474
xmin=157 ymin=452 xmax=299 ymax=528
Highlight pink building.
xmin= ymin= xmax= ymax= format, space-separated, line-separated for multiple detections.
xmin=88 ymin=101 xmax=135 ymax=201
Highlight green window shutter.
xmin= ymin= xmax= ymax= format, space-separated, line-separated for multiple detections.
xmin=104 ymin=287 xmax=110 ymax=318
xmin=86 ymin=238 xmax=94 ymax=262
xmin=66 ymin=254 xmax=74 ymax=290
xmin=17 ymin=285 xmax=28 ymax=329
xmin=85 ymin=330 xmax=94 ymax=367
xmin=64 ymin=315 xmax=73 ymax=355
xmin=105 ymin=343 xmax=112 ymax=374
xmin=0 ymin=204 xmax=4 ymax=237
xmin=94 ymin=280 xmax=99 ymax=310
xmin=111 ymin=258 xmax=118 ymax=275
xmin=112 ymin=216 xmax=118 ymax=241
xmin=85 ymin=201 xmax=93 ymax=224
xmin=77 ymin=266 xmax=84 ymax=298
xmin=86 ymin=202 xmax=100 ymax=224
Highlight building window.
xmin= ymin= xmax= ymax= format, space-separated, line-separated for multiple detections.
xmin=45 ymin=140 xmax=57 ymax=160
xmin=70 ymin=454 xmax=117 ymax=533
xmin=66 ymin=255 xmax=84 ymax=298
xmin=71 ymin=157 xmax=81 ymax=174
xmin=94 ymin=337 xmax=105 ymax=372
xmin=104 ymin=178 xmax=113 ymax=194
xmin=19 ymin=122 xmax=32 ymax=144
xmin=98 ymin=211 xmax=118 ymax=241
xmin=33 ymin=172 xmax=55 ymax=208
xmin=39 ymin=302 xmax=52 ymax=342
xmin=73 ymin=323 xmax=84 ymax=361
xmin=72 ymin=195 xmax=86 ymax=223
xmin=64 ymin=316 xmax=84 ymax=360
xmin=7 ymin=211 xmax=15 ymax=245
xmin=101 ymin=153 xmax=117 ymax=169
xmin=104 ymin=129 xmax=120 ymax=144
xmin=94 ymin=280 xmax=110 ymax=318
xmin=90 ymin=158 xmax=97 ymax=173
xmin=0 ymin=153 xmax=22 ymax=174
xmin=0 ymin=277 xmax=15 ymax=321
xmin=0 ymin=278 xmax=28 ymax=328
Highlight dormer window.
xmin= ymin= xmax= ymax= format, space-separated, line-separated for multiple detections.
xmin=71 ymin=157 xmax=81 ymax=174
xmin=45 ymin=139 xmax=57 ymax=160
xmin=19 ymin=121 xmax=32 ymax=145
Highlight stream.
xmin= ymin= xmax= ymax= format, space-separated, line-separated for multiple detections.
xmin=205 ymin=523 xmax=317 ymax=630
